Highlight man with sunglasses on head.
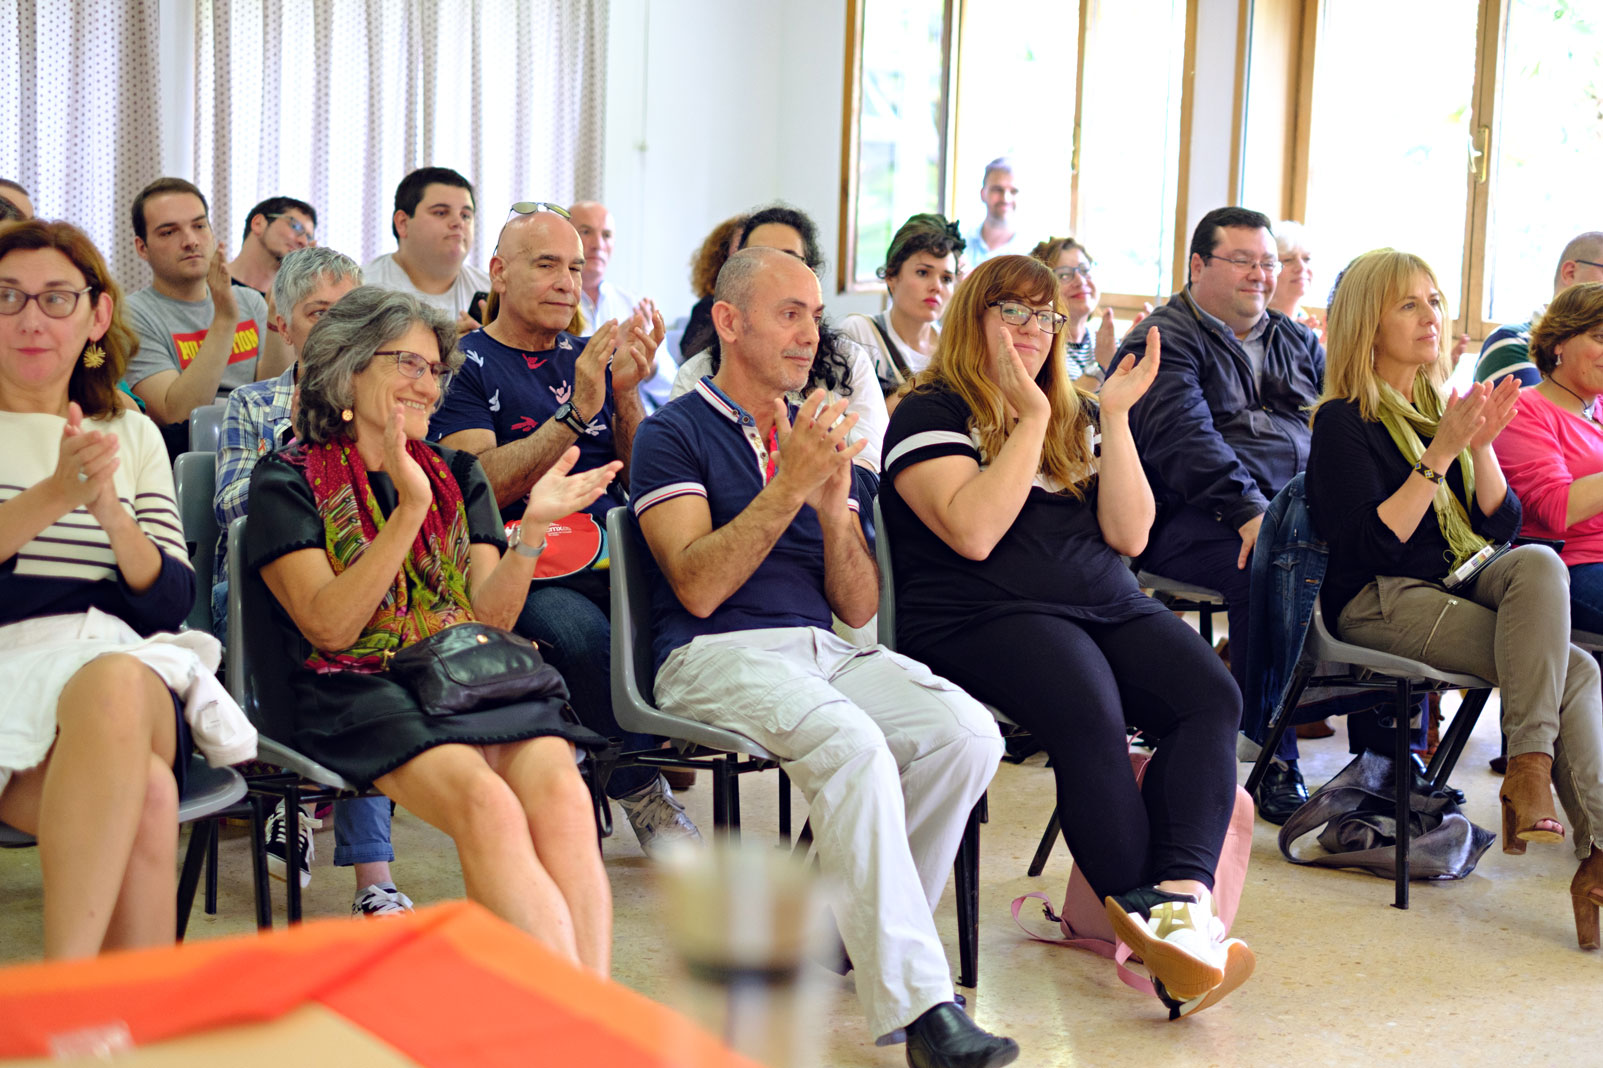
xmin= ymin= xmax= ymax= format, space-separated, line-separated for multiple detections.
xmin=432 ymin=203 xmax=701 ymax=857
xmin=1111 ymin=206 xmax=1324 ymax=821
xmin=364 ymin=166 xmax=490 ymax=337
xmin=228 ymin=196 xmax=317 ymax=295
xmin=1475 ymin=231 xmax=1603 ymax=388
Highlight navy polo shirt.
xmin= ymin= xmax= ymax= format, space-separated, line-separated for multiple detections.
xmin=431 ymin=328 xmax=622 ymax=525
xmin=630 ymin=377 xmax=866 ymax=672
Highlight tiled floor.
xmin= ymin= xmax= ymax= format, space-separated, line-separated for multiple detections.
xmin=3 ymin=694 xmax=1600 ymax=1066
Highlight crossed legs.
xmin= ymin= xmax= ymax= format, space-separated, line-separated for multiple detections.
xmin=374 ymin=736 xmax=611 ymax=975
xmin=0 ymin=654 xmax=179 ymax=959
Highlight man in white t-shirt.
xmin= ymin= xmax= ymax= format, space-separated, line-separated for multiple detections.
xmin=363 ymin=166 xmax=490 ymax=337
xmin=962 ymin=157 xmax=1030 ymax=268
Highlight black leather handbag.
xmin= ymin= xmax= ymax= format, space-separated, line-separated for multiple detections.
xmin=388 ymin=622 xmax=569 ymax=716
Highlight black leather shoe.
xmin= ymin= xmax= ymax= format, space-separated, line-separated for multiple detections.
xmin=905 ymin=1003 xmax=1019 ymax=1068
xmin=1254 ymin=759 xmax=1308 ymax=825
xmin=1409 ymin=753 xmax=1466 ymax=805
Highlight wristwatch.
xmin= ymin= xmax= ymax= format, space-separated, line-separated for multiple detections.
xmin=551 ymin=401 xmax=591 ymax=436
xmin=507 ymin=524 xmax=547 ymax=559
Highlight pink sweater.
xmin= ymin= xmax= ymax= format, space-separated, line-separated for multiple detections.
xmin=1497 ymin=386 xmax=1603 ymax=565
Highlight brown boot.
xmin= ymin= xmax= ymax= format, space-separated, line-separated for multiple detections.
xmin=1499 ymin=751 xmax=1564 ymax=854
xmin=1572 ymin=848 xmax=1603 ymax=951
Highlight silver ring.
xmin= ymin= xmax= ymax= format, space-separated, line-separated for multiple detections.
xmin=76 ymin=471 xmax=89 ymax=483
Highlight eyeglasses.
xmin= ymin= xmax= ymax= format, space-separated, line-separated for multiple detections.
xmin=1575 ymin=259 xmax=1603 ymax=270
xmin=374 ymin=350 xmax=454 ymax=389
xmin=267 ymin=214 xmax=314 ymax=240
xmin=1201 ymin=253 xmax=1280 ymax=274
xmin=0 ymin=286 xmax=93 ymax=318
xmin=987 ymin=300 xmax=1068 ymax=334
xmin=1053 ymin=264 xmax=1094 ymax=282
xmin=509 ymin=201 xmax=570 ymax=220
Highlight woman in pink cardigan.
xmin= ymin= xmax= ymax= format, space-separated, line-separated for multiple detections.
xmin=1498 ymin=282 xmax=1603 ymax=634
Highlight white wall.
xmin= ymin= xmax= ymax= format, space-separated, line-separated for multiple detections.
xmin=602 ymin=0 xmax=881 ymax=326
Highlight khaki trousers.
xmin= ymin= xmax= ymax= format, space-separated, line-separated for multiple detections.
xmin=1338 ymin=545 xmax=1603 ymax=857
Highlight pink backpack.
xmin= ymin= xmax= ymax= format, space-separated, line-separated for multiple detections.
xmin=1010 ymin=750 xmax=1256 ymax=995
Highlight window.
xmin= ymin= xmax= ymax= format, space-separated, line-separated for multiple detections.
xmin=1270 ymin=0 xmax=1603 ymax=336
xmin=840 ymin=0 xmax=1187 ymax=304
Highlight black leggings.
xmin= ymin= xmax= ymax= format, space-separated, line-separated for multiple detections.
xmin=912 ymin=608 xmax=1239 ymax=898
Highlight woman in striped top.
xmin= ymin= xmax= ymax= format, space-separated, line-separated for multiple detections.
xmin=0 ymin=220 xmax=242 ymax=959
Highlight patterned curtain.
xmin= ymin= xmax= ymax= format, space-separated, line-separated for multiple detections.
xmin=0 ymin=2 xmax=165 ymax=287
xmin=193 ymin=0 xmax=610 ymax=272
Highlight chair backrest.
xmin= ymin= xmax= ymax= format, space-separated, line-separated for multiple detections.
xmin=226 ymin=516 xmax=297 ymax=742
xmin=604 ymin=506 xmax=779 ymax=758
xmin=189 ymin=402 xmax=226 ymax=454
xmin=872 ymin=496 xmax=898 ymax=652
xmin=173 ymin=451 xmax=218 ymax=633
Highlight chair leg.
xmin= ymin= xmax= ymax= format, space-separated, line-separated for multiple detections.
xmin=1245 ymin=657 xmax=1318 ymax=795
xmin=1428 ymin=688 xmax=1491 ymax=788
xmin=1199 ymin=606 xmax=1214 ymax=646
xmin=1393 ymin=678 xmax=1412 ymax=910
xmin=791 ymin=817 xmax=814 ymax=861
xmin=204 ymin=820 xmax=219 ymax=916
xmin=954 ymin=799 xmax=982 ymax=988
xmin=726 ymin=757 xmax=742 ymax=842
xmin=175 ymin=821 xmax=211 ymax=941
xmin=777 ymin=768 xmax=793 ymax=845
xmin=978 ymin=792 xmax=989 ymax=825
xmin=247 ymin=794 xmax=273 ymax=930
xmin=711 ymin=757 xmax=729 ymax=833
xmin=1026 ymin=806 xmax=1061 ymax=878
xmin=284 ymin=783 xmax=303 ymax=924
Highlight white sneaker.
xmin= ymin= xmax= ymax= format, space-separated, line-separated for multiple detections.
xmin=353 ymin=883 xmax=415 ymax=917
xmin=616 ymin=775 xmax=703 ymax=859
xmin=264 ymin=801 xmax=317 ymax=888
xmin=1104 ymin=886 xmax=1231 ymax=1002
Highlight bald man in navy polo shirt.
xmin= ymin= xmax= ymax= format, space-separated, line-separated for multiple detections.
xmin=629 ymin=247 xmax=1017 ymax=1067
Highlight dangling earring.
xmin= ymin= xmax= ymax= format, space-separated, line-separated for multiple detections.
xmin=1557 ymin=349 xmax=1565 ymax=366
xmin=81 ymin=342 xmax=106 ymax=369
xmin=340 ymin=408 xmax=354 ymax=422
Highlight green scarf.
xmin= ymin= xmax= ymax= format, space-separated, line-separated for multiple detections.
xmin=1374 ymin=378 xmax=1488 ymax=571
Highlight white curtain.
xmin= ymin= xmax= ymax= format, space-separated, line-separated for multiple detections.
xmin=0 ymin=2 xmax=165 ymax=287
xmin=194 ymin=0 xmax=609 ymax=272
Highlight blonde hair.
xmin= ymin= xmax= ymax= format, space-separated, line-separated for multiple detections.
xmin=911 ymin=254 xmax=1097 ymax=496
xmin=1315 ymin=248 xmax=1450 ymax=424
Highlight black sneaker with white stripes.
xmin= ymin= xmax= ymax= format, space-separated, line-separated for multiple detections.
xmin=264 ymin=801 xmax=316 ymax=888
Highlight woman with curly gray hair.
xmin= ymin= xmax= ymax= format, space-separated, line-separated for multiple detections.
xmin=244 ymin=286 xmax=619 ymax=972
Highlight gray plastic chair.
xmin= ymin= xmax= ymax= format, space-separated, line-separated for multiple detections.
xmin=1135 ymin=570 xmax=1226 ymax=644
xmin=606 ymin=507 xmax=785 ymax=836
xmin=1246 ymin=589 xmax=1493 ymax=909
xmin=188 ymin=402 xmax=227 ymax=454
xmin=173 ymin=451 xmax=218 ymax=634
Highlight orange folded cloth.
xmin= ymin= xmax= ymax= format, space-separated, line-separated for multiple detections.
xmin=0 ymin=900 xmax=757 ymax=1067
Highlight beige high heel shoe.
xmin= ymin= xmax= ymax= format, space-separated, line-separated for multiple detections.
xmin=1498 ymin=752 xmax=1564 ymax=854
xmin=1572 ymin=848 xmax=1603 ymax=951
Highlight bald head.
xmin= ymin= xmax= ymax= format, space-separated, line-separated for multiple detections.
xmin=1557 ymin=231 xmax=1603 ymax=292
xmin=714 ymin=246 xmax=816 ymax=315
xmin=711 ymin=247 xmax=822 ymax=398
xmin=489 ymin=211 xmax=584 ymax=344
xmin=569 ymin=201 xmax=615 ymax=291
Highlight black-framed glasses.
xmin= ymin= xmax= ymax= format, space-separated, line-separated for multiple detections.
xmin=1200 ymin=253 xmax=1280 ymax=274
xmin=374 ymin=350 xmax=454 ymax=388
xmin=509 ymin=201 xmax=570 ymax=220
xmin=1575 ymin=258 xmax=1603 ymax=270
xmin=1053 ymin=264 xmax=1094 ymax=282
xmin=987 ymin=300 xmax=1068 ymax=334
xmin=0 ymin=286 xmax=93 ymax=318
xmin=266 ymin=213 xmax=314 ymax=240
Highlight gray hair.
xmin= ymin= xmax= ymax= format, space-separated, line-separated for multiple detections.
xmin=1274 ymin=220 xmax=1310 ymax=258
xmin=713 ymin=246 xmax=791 ymax=316
xmin=1557 ymin=231 xmax=1603 ymax=290
xmin=271 ymin=246 xmax=362 ymax=320
xmin=294 ymin=285 xmax=461 ymax=444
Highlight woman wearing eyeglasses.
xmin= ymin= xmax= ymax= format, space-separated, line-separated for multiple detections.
xmin=246 ymin=286 xmax=618 ymax=971
xmin=1028 ymin=236 xmax=1151 ymax=393
xmin=881 ymin=254 xmax=1254 ymax=1018
xmin=0 ymin=220 xmax=255 ymax=958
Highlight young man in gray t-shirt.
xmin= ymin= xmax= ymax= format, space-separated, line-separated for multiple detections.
xmin=123 ymin=177 xmax=285 ymax=426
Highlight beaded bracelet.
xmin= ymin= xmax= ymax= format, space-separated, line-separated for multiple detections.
xmin=1412 ymin=460 xmax=1446 ymax=485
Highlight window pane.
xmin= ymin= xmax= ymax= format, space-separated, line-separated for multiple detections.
xmin=1076 ymin=0 xmax=1186 ymax=298
xmin=1304 ymin=0 xmax=1477 ymax=313
xmin=950 ymin=4 xmax=1079 ymax=260
xmin=1484 ymin=0 xmax=1603 ymax=323
xmin=853 ymin=0 xmax=947 ymax=285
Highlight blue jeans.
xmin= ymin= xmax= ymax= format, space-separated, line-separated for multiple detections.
xmin=1570 ymin=562 xmax=1603 ymax=634
xmin=333 ymin=796 xmax=395 ymax=866
xmin=515 ymin=578 xmax=658 ymax=798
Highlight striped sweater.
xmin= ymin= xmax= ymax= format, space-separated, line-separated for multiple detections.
xmin=1 ymin=408 xmax=193 ymax=634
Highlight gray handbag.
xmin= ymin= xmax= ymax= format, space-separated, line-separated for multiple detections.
xmin=1278 ymin=749 xmax=1495 ymax=880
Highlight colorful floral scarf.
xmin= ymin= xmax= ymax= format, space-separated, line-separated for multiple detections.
xmin=289 ymin=436 xmax=474 ymax=673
